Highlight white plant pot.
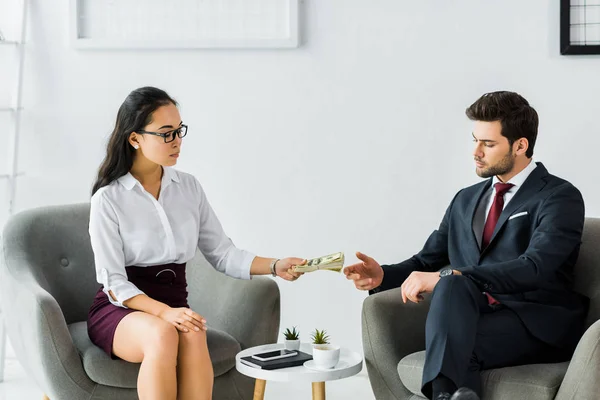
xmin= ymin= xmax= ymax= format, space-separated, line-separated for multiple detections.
xmin=311 ymin=344 xmax=340 ymax=369
xmin=284 ymin=339 xmax=301 ymax=351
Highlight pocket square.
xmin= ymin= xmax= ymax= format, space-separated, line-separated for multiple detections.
xmin=509 ymin=211 xmax=528 ymax=220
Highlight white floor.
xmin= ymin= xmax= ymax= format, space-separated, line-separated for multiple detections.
xmin=0 ymin=340 xmax=376 ymax=400
xmin=0 ymin=341 xmax=42 ymax=400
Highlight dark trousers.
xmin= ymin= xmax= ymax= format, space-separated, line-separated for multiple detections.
xmin=421 ymin=275 xmax=570 ymax=399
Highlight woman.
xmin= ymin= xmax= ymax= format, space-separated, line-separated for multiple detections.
xmin=87 ymin=87 xmax=305 ymax=400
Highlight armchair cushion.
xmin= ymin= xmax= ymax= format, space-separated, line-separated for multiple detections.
xmin=397 ymin=350 xmax=569 ymax=400
xmin=69 ymin=321 xmax=241 ymax=388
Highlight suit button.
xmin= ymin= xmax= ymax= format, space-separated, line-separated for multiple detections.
xmin=483 ymin=284 xmax=489 ymax=290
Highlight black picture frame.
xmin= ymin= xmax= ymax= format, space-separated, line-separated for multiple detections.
xmin=561 ymin=0 xmax=600 ymax=54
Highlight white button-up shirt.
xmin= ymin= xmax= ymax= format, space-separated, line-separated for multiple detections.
xmin=472 ymin=159 xmax=537 ymax=248
xmin=89 ymin=167 xmax=256 ymax=308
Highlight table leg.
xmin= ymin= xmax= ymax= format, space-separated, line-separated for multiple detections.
xmin=312 ymin=381 xmax=325 ymax=400
xmin=253 ymin=379 xmax=266 ymax=400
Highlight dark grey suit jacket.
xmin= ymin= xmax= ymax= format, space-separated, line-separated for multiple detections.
xmin=378 ymin=162 xmax=588 ymax=349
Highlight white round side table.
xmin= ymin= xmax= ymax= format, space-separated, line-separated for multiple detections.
xmin=235 ymin=343 xmax=363 ymax=400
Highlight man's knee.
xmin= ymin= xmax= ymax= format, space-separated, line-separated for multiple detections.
xmin=430 ymin=275 xmax=483 ymax=310
xmin=433 ymin=274 xmax=475 ymax=295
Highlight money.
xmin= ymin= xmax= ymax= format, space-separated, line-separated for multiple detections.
xmin=292 ymin=252 xmax=345 ymax=273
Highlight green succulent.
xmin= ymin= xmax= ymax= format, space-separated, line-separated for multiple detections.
xmin=311 ymin=329 xmax=330 ymax=345
xmin=283 ymin=326 xmax=300 ymax=340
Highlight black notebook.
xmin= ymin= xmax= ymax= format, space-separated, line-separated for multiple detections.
xmin=240 ymin=351 xmax=313 ymax=370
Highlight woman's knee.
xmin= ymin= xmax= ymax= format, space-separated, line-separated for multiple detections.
xmin=144 ymin=319 xmax=180 ymax=357
xmin=178 ymin=329 xmax=209 ymax=352
xmin=178 ymin=330 xmax=212 ymax=373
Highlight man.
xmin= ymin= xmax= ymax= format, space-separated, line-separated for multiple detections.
xmin=344 ymin=91 xmax=588 ymax=400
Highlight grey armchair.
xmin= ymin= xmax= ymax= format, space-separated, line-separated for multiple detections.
xmin=362 ymin=217 xmax=600 ymax=400
xmin=0 ymin=203 xmax=280 ymax=400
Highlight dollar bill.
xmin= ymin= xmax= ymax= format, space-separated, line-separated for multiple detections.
xmin=292 ymin=252 xmax=345 ymax=273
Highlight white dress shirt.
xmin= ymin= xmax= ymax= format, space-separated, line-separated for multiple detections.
xmin=472 ymin=160 xmax=537 ymax=248
xmin=89 ymin=167 xmax=256 ymax=308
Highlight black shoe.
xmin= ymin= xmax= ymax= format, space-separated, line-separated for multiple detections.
xmin=435 ymin=393 xmax=451 ymax=400
xmin=450 ymin=387 xmax=480 ymax=400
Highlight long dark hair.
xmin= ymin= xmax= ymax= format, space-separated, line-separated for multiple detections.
xmin=91 ymin=87 xmax=178 ymax=195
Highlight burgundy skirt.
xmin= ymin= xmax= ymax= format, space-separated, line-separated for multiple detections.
xmin=87 ymin=263 xmax=188 ymax=359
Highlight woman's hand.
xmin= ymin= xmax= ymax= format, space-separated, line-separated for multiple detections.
xmin=275 ymin=257 xmax=307 ymax=281
xmin=158 ymin=307 xmax=207 ymax=333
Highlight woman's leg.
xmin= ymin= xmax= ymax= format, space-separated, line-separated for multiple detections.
xmin=113 ymin=312 xmax=180 ymax=400
xmin=176 ymin=329 xmax=214 ymax=400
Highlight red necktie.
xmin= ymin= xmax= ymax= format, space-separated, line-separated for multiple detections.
xmin=481 ymin=182 xmax=514 ymax=249
xmin=481 ymin=182 xmax=513 ymax=306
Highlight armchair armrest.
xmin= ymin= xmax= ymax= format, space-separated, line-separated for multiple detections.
xmin=555 ymin=319 xmax=600 ymax=400
xmin=362 ymin=287 xmax=431 ymax=400
xmin=186 ymin=255 xmax=280 ymax=350
xmin=0 ymin=246 xmax=95 ymax=399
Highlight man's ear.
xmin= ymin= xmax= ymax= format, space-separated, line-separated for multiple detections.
xmin=515 ymin=138 xmax=529 ymax=156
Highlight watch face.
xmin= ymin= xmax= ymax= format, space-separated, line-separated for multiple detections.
xmin=440 ymin=268 xmax=452 ymax=277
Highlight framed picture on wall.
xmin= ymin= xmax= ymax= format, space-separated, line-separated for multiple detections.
xmin=70 ymin=0 xmax=299 ymax=49
xmin=561 ymin=0 xmax=600 ymax=54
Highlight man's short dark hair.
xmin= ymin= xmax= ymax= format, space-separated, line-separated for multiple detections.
xmin=466 ymin=91 xmax=538 ymax=158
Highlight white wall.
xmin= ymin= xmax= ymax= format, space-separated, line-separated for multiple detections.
xmin=2 ymin=0 xmax=600 ymax=354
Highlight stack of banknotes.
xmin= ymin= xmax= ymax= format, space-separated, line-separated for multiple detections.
xmin=292 ymin=252 xmax=345 ymax=273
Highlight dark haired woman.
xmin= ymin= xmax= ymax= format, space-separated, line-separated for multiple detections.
xmin=87 ymin=87 xmax=305 ymax=400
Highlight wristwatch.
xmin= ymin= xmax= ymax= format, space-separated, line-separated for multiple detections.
xmin=270 ymin=259 xmax=280 ymax=277
xmin=439 ymin=267 xmax=453 ymax=278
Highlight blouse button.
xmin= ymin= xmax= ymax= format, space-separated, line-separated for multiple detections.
xmin=60 ymin=258 xmax=70 ymax=267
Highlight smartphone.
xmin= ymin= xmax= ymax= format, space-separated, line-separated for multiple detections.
xmin=251 ymin=349 xmax=298 ymax=361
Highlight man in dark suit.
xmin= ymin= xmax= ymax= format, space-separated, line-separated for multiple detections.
xmin=344 ymin=91 xmax=588 ymax=400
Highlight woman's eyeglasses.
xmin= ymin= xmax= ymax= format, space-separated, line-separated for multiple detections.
xmin=137 ymin=124 xmax=188 ymax=143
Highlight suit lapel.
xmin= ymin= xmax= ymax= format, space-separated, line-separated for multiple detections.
xmin=468 ymin=179 xmax=492 ymax=252
xmin=480 ymin=162 xmax=549 ymax=258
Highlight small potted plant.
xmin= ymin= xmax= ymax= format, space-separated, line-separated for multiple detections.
xmin=311 ymin=329 xmax=340 ymax=369
xmin=283 ymin=326 xmax=301 ymax=350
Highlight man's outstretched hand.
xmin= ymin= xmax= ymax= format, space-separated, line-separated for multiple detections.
xmin=343 ymin=252 xmax=384 ymax=291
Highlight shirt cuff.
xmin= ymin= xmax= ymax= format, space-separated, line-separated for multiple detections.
xmin=102 ymin=284 xmax=145 ymax=308
xmin=100 ymin=268 xmax=145 ymax=308
xmin=236 ymin=250 xmax=256 ymax=280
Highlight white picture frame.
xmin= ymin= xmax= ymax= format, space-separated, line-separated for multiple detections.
xmin=70 ymin=0 xmax=299 ymax=50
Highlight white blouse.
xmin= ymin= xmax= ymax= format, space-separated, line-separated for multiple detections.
xmin=89 ymin=167 xmax=256 ymax=308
